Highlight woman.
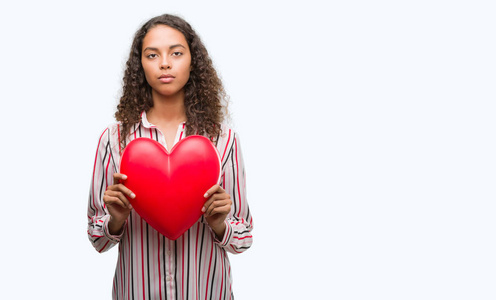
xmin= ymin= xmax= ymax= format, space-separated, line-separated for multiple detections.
xmin=87 ymin=14 xmax=253 ymax=299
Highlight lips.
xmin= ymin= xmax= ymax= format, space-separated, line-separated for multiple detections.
xmin=159 ymin=74 xmax=175 ymax=83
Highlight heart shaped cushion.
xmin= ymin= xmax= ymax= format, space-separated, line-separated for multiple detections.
xmin=119 ymin=136 xmax=221 ymax=240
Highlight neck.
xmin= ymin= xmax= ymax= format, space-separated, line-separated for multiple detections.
xmin=147 ymin=90 xmax=187 ymax=125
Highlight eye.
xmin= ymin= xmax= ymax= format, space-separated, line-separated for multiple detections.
xmin=172 ymin=51 xmax=183 ymax=56
xmin=146 ymin=53 xmax=158 ymax=59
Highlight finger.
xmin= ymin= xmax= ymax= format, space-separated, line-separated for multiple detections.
xmin=103 ymin=195 xmax=129 ymax=209
xmin=113 ymin=173 xmax=128 ymax=185
xmin=107 ymin=183 xmax=135 ymax=200
xmin=104 ymin=190 xmax=131 ymax=209
xmin=202 ymin=197 xmax=214 ymax=213
xmin=208 ymin=192 xmax=230 ymax=202
xmin=205 ymin=199 xmax=231 ymax=216
xmin=202 ymin=192 xmax=231 ymax=213
xmin=112 ymin=174 xmax=135 ymax=200
xmin=206 ymin=200 xmax=232 ymax=217
xmin=105 ymin=190 xmax=133 ymax=209
xmin=204 ymin=184 xmax=224 ymax=198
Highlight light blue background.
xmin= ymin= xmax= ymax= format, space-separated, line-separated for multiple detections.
xmin=0 ymin=0 xmax=495 ymax=299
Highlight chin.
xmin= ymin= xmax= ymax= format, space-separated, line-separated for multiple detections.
xmin=153 ymin=87 xmax=185 ymax=98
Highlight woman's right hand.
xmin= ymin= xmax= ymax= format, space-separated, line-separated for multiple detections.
xmin=103 ymin=173 xmax=135 ymax=235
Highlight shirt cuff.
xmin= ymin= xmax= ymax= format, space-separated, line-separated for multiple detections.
xmin=212 ymin=219 xmax=233 ymax=247
xmin=103 ymin=215 xmax=127 ymax=243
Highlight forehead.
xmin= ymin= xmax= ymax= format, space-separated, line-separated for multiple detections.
xmin=142 ymin=25 xmax=189 ymax=49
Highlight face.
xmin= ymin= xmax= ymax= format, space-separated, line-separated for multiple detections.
xmin=141 ymin=25 xmax=192 ymax=99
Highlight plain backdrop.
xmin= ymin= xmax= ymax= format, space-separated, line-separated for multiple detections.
xmin=1 ymin=0 xmax=495 ymax=299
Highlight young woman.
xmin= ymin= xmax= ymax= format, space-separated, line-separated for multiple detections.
xmin=87 ymin=14 xmax=253 ymax=299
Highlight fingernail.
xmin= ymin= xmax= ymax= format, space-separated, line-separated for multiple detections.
xmin=130 ymin=193 xmax=136 ymax=199
xmin=204 ymin=192 xmax=208 ymax=198
xmin=122 ymin=175 xmax=127 ymax=180
xmin=201 ymin=207 xmax=206 ymax=212
xmin=128 ymin=204 xmax=133 ymax=210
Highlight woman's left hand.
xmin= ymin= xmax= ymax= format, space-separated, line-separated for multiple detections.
xmin=203 ymin=184 xmax=232 ymax=239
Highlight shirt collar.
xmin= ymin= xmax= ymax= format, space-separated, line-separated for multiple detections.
xmin=130 ymin=111 xmax=186 ymax=134
xmin=140 ymin=111 xmax=155 ymax=129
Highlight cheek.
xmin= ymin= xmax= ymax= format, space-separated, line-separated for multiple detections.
xmin=177 ymin=64 xmax=191 ymax=83
xmin=141 ymin=63 xmax=149 ymax=75
xmin=142 ymin=63 xmax=154 ymax=83
xmin=183 ymin=62 xmax=192 ymax=80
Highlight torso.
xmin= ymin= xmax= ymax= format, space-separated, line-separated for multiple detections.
xmin=88 ymin=120 xmax=252 ymax=299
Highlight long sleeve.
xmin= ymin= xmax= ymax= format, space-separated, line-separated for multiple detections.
xmin=215 ymin=132 xmax=254 ymax=254
xmin=87 ymin=126 xmax=124 ymax=253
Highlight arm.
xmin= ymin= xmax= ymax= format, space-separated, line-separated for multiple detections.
xmin=204 ymin=133 xmax=253 ymax=254
xmin=87 ymin=127 xmax=130 ymax=253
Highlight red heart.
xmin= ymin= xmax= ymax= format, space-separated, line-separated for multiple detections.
xmin=119 ymin=136 xmax=221 ymax=240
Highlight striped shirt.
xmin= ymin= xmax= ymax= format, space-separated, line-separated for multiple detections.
xmin=87 ymin=112 xmax=253 ymax=300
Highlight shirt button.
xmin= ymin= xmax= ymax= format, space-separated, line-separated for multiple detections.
xmin=167 ymin=250 xmax=172 ymax=256
xmin=166 ymin=276 xmax=172 ymax=281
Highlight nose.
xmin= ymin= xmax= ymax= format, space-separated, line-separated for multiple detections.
xmin=160 ymin=57 xmax=171 ymax=70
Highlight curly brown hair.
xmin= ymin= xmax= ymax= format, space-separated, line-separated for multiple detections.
xmin=115 ymin=14 xmax=228 ymax=149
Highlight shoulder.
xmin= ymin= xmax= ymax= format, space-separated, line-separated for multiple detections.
xmin=217 ymin=123 xmax=237 ymax=145
xmin=216 ymin=123 xmax=242 ymax=161
xmin=95 ymin=122 xmax=122 ymax=151
xmin=98 ymin=122 xmax=121 ymax=139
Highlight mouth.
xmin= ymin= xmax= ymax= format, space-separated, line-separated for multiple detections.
xmin=159 ymin=74 xmax=175 ymax=83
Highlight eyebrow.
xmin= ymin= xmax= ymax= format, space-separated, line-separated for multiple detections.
xmin=143 ymin=44 xmax=187 ymax=52
xmin=169 ymin=44 xmax=186 ymax=49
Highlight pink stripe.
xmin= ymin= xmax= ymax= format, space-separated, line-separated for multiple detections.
xmin=127 ymin=227 xmax=131 ymax=300
xmin=228 ymin=265 xmax=232 ymax=300
xmin=91 ymin=128 xmax=108 ymax=218
xmin=220 ymin=129 xmax=231 ymax=162
xmin=234 ymin=138 xmax=242 ymax=218
xmin=233 ymin=235 xmax=252 ymax=240
xmin=98 ymin=240 xmax=110 ymax=253
xmin=230 ymin=245 xmax=241 ymax=254
xmin=182 ymin=236 xmax=185 ymax=300
xmin=179 ymin=123 xmax=185 ymax=140
xmin=141 ymin=219 xmax=145 ymax=300
xmin=219 ymin=250 xmax=224 ymax=300
xmin=151 ymin=232 xmax=156 ymax=298
xmin=105 ymin=149 xmax=111 ymax=190
xmin=157 ymin=234 xmax=162 ymax=300
xmin=119 ymin=246 xmax=124 ymax=297
xmin=220 ymin=224 xmax=228 ymax=245
xmin=195 ymin=224 xmax=200 ymax=299
xmin=205 ymin=241 xmax=214 ymax=300
xmin=169 ymin=240 xmax=173 ymax=299
xmin=117 ymin=124 xmax=122 ymax=154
